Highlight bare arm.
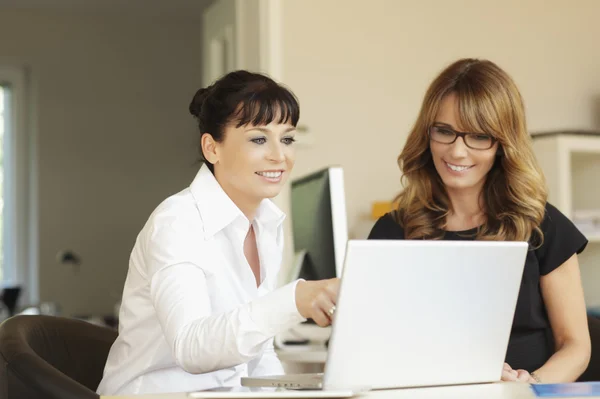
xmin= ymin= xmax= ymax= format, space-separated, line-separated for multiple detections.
xmin=533 ymin=254 xmax=590 ymax=382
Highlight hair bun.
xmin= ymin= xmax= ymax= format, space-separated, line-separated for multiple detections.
xmin=189 ymin=87 xmax=211 ymax=118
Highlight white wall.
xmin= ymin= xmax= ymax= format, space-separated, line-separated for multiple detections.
xmin=281 ymin=0 xmax=600 ymax=239
xmin=0 ymin=9 xmax=203 ymax=316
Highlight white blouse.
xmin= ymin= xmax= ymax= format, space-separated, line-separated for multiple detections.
xmin=97 ymin=165 xmax=305 ymax=395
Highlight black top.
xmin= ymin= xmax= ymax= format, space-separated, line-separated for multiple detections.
xmin=368 ymin=203 xmax=588 ymax=372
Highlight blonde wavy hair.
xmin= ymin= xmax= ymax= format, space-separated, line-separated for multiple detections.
xmin=395 ymin=58 xmax=547 ymax=244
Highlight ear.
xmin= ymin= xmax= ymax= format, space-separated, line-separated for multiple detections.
xmin=201 ymin=133 xmax=219 ymax=164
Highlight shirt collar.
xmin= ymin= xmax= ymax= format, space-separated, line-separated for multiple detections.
xmin=190 ymin=164 xmax=286 ymax=238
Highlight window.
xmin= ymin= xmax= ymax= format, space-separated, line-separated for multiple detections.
xmin=0 ymin=67 xmax=37 ymax=306
xmin=0 ymin=86 xmax=4 ymax=281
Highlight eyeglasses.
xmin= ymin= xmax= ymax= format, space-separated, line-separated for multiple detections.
xmin=428 ymin=125 xmax=497 ymax=150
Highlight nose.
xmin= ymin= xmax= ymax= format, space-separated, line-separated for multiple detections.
xmin=267 ymin=141 xmax=286 ymax=163
xmin=448 ymin=136 xmax=469 ymax=158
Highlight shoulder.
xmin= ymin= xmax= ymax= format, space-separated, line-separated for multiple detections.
xmin=535 ymin=202 xmax=588 ymax=275
xmin=538 ymin=202 xmax=584 ymax=240
xmin=541 ymin=202 xmax=569 ymax=229
xmin=368 ymin=212 xmax=405 ymax=239
xmin=141 ymin=188 xmax=206 ymax=249
xmin=131 ymin=188 xmax=213 ymax=278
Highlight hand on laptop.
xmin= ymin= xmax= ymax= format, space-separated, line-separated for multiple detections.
xmin=295 ymin=278 xmax=340 ymax=327
xmin=501 ymin=363 xmax=536 ymax=383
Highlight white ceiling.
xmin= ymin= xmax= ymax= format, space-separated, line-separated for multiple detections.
xmin=0 ymin=0 xmax=214 ymax=18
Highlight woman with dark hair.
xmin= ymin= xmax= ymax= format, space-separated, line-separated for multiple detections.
xmin=98 ymin=71 xmax=339 ymax=395
xmin=369 ymin=59 xmax=591 ymax=383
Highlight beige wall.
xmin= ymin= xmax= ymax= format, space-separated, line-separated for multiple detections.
xmin=281 ymin=0 xmax=600 ymax=238
xmin=3 ymin=0 xmax=600 ymax=314
xmin=0 ymin=9 xmax=203 ymax=316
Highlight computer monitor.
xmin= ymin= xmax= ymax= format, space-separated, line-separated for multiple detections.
xmin=289 ymin=167 xmax=348 ymax=282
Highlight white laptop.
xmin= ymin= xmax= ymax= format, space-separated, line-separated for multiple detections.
xmin=242 ymin=239 xmax=528 ymax=392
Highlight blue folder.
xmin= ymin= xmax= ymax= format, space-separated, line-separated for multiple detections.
xmin=532 ymin=382 xmax=600 ymax=397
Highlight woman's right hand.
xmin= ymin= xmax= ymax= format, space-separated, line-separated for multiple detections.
xmin=295 ymin=278 xmax=340 ymax=327
xmin=502 ymin=363 xmax=519 ymax=381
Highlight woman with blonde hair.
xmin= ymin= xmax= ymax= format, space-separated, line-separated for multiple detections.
xmin=369 ymin=58 xmax=590 ymax=383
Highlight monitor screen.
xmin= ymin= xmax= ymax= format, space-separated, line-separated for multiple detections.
xmin=290 ymin=167 xmax=348 ymax=282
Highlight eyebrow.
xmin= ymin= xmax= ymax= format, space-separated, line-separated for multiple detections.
xmin=433 ymin=122 xmax=454 ymax=128
xmin=245 ymin=127 xmax=296 ymax=134
xmin=433 ymin=122 xmax=492 ymax=137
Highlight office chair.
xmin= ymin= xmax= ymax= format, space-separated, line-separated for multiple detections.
xmin=0 ymin=287 xmax=21 ymax=317
xmin=0 ymin=315 xmax=117 ymax=399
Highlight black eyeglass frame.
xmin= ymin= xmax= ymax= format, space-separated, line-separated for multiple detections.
xmin=428 ymin=125 xmax=497 ymax=150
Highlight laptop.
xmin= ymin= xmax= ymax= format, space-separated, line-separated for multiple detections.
xmin=242 ymin=239 xmax=528 ymax=391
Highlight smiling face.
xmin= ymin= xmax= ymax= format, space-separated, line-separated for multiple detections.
xmin=202 ymin=119 xmax=296 ymax=211
xmin=429 ymin=93 xmax=499 ymax=196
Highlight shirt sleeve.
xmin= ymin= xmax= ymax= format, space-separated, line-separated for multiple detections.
xmin=150 ymin=263 xmax=304 ymax=374
xmin=145 ymin=218 xmax=305 ymax=374
xmin=535 ymin=203 xmax=588 ymax=276
xmin=367 ymin=213 xmax=405 ymax=240
xmin=247 ymin=338 xmax=285 ymax=377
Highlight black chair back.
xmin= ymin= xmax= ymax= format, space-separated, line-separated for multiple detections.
xmin=0 ymin=315 xmax=117 ymax=399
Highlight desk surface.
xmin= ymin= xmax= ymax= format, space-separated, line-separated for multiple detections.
xmin=101 ymin=382 xmax=597 ymax=399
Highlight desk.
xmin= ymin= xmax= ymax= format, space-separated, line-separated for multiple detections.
xmin=101 ymin=382 xmax=595 ymax=399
